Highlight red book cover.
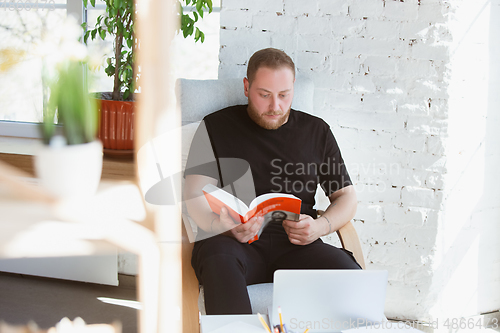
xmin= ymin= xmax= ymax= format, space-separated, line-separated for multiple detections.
xmin=202 ymin=184 xmax=301 ymax=243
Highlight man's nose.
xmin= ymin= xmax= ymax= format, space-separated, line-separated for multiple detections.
xmin=270 ymin=96 xmax=280 ymax=111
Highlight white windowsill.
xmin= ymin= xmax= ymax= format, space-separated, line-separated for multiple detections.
xmin=0 ymin=136 xmax=136 ymax=181
xmin=0 ymin=136 xmax=43 ymax=156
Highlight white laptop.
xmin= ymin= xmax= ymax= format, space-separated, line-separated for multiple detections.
xmin=271 ymin=270 xmax=388 ymax=333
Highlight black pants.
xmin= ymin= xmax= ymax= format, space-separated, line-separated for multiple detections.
xmin=191 ymin=223 xmax=361 ymax=315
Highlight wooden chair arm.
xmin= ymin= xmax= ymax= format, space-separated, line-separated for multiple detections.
xmin=336 ymin=221 xmax=366 ymax=269
xmin=182 ymin=220 xmax=200 ymax=333
xmin=318 ymin=210 xmax=365 ymax=269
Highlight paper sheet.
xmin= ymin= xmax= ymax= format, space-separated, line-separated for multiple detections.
xmin=207 ymin=321 xmax=267 ymax=333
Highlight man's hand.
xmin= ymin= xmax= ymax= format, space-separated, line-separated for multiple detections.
xmin=282 ymin=214 xmax=328 ymax=245
xmin=218 ymin=207 xmax=265 ymax=243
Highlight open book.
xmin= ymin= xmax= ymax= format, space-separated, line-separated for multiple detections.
xmin=202 ymin=183 xmax=301 ymax=243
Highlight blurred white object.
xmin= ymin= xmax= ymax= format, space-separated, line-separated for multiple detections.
xmin=35 ymin=140 xmax=103 ymax=199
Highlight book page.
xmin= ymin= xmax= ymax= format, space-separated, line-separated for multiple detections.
xmin=246 ymin=195 xmax=301 ymax=222
xmin=203 ymin=184 xmax=249 ymax=222
xmin=249 ymin=192 xmax=299 ymax=209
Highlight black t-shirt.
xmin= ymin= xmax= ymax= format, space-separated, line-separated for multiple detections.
xmin=185 ymin=105 xmax=351 ymax=218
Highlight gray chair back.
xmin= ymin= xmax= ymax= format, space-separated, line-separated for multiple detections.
xmin=177 ymin=77 xmax=314 ymax=124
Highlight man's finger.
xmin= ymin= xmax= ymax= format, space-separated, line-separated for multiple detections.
xmin=220 ymin=207 xmax=228 ymax=220
xmin=283 ymin=220 xmax=304 ymax=230
xmin=240 ymin=216 xmax=261 ymax=234
xmin=221 ymin=207 xmax=232 ymax=220
xmin=221 ymin=207 xmax=240 ymax=225
xmin=287 ymin=230 xmax=301 ymax=239
xmin=250 ymin=216 xmax=264 ymax=233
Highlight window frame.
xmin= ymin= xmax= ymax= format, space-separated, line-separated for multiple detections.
xmin=0 ymin=0 xmax=83 ymax=139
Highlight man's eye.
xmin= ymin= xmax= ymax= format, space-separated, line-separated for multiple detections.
xmin=261 ymin=94 xmax=270 ymax=98
xmin=280 ymin=94 xmax=288 ymax=98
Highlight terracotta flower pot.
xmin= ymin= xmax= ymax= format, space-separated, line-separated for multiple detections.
xmin=96 ymin=98 xmax=135 ymax=150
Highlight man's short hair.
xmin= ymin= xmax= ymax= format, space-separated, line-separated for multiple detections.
xmin=247 ymin=48 xmax=295 ymax=85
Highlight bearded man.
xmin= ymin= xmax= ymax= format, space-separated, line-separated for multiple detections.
xmin=184 ymin=48 xmax=361 ymax=315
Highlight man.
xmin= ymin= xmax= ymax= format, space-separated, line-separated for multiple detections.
xmin=184 ymin=48 xmax=360 ymax=315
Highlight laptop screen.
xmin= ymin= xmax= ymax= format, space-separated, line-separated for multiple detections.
xmin=271 ymin=270 xmax=388 ymax=333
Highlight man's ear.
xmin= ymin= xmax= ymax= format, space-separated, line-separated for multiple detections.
xmin=243 ymin=77 xmax=249 ymax=97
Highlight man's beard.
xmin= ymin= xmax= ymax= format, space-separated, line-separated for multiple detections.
xmin=247 ymin=101 xmax=291 ymax=130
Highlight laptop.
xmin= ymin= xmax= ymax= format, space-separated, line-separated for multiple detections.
xmin=271 ymin=270 xmax=388 ymax=333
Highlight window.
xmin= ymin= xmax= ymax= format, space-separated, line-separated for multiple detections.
xmin=172 ymin=0 xmax=220 ymax=80
xmin=0 ymin=0 xmax=81 ymax=137
xmin=0 ymin=0 xmax=220 ymax=138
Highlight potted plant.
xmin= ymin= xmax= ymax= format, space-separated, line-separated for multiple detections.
xmin=36 ymin=59 xmax=102 ymax=199
xmin=82 ymin=0 xmax=213 ymax=151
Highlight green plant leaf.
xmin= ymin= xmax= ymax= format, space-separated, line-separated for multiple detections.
xmin=45 ymin=61 xmax=98 ymax=145
xmin=123 ymin=89 xmax=130 ymax=100
xmin=84 ymin=31 xmax=90 ymax=43
xmin=105 ymin=64 xmax=115 ymax=77
xmin=42 ymin=73 xmax=59 ymax=144
xmin=83 ymin=0 xmax=88 ymax=8
xmin=80 ymin=0 xmax=213 ymax=101
xmin=117 ymin=20 xmax=124 ymax=34
xmin=90 ymin=0 xmax=96 ymax=7
xmin=99 ymin=28 xmax=106 ymax=40
xmin=181 ymin=14 xmax=188 ymax=27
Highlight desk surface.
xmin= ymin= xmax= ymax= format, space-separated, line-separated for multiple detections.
xmin=201 ymin=314 xmax=269 ymax=333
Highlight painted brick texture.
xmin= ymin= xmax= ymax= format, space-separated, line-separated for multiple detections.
xmin=218 ymin=0 xmax=500 ymax=321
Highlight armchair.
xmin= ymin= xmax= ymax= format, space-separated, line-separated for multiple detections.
xmin=178 ymin=78 xmax=366 ymax=333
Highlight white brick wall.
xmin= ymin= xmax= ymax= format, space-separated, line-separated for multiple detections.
xmin=219 ymin=0 xmax=500 ymax=322
xmin=348 ymin=0 xmax=384 ymax=19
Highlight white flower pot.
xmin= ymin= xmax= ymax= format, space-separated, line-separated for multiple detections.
xmin=35 ymin=140 xmax=103 ymax=199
